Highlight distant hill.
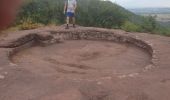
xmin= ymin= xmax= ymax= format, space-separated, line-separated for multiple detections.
xmin=129 ymin=8 xmax=170 ymax=14
xmin=128 ymin=8 xmax=170 ymax=28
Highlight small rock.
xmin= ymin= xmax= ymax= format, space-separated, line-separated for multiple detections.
xmin=9 ymin=63 xmax=18 ymax=67
xmin=4 ymin=72 xmax=8 ymax=75
xmin=128 ymin=73 xmax=139 ymax=77
xmin=97 ymin=81 xmax=102 ymax=85
xmin=118 ymin=75 xmax=127 ymax=79
xmin=0 ymin=75 xmax=5 ymax=80
xmin=143 ymin=65 xmax=154 ymax=71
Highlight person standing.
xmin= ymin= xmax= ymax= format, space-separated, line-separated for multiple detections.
xmin=64 ymin=0 xmax=77 ymax=29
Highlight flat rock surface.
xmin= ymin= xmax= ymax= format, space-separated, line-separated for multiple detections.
xmin=0 ymin=25 xmax=170 ymax=100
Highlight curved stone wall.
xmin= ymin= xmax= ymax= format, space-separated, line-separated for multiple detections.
xmin=4 ymin=27 xmax=157 ymax=74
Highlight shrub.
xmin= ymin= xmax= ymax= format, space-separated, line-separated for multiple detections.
xmin=121 ymin=21 xmax=141 ymax=32
xmin=18 ymin=19 xmax=44 ymax=30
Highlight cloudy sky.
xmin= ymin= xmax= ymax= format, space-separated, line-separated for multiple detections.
xmin=110 ymin=0 xmax=170 ymax=8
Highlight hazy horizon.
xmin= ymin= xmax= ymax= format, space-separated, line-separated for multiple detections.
xmin=110 ymin=0 xmax=170 ymax=8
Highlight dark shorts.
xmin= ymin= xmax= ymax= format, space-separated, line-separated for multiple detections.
xmin=66 ymin=12 xmax=75 ymax=17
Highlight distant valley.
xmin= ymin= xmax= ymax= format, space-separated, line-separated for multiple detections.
xmin=129 ymin=8 xmax=170 ymax=27
xmin=129 ymin=8 xmax=170 ymax=14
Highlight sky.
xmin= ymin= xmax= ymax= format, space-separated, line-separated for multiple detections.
xmin=110 ymin=0 xmax=170 ymax=8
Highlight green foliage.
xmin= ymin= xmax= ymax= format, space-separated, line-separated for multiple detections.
xmin=141 ymin=16 xmax=157 ymax=32
xmin=13 ymin=0 xmax=170 ymax=36
xmin=76 ymin=0 xmax=127 ymax=28
xmin=16 ymin=0 xmax=65 ymax=25
xmin=121 ymin=21 xmax=141 ymax=32
xmin=15 ymin=0 xmax=130 ymax=29
xmin=17 ymin=18 xmax=44 ymax=30
xmin=152 ymin=26 xmax=170 ymax=36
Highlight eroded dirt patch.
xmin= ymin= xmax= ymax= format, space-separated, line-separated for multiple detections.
xmin=11 ymin=40 xmax=151 ymax=78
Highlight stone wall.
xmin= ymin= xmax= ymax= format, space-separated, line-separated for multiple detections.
xmin=2 ymin=28 xmax=155 ymax=68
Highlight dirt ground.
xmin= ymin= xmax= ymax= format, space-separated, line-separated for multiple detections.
xmin=0 ymin=26 xmax=170 ymax=100
xmin=12 ymin=40 xmax=151 ymax=78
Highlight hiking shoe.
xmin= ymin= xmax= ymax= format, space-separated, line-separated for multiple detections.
xmin=73 ymin=24 xmax=76 ymax=28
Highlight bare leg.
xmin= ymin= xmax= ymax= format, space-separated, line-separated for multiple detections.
xmin=72 ymin=17 xmax=76 ymax=28
xmin=65 ymin=17 xmax=69 ymax=29
xmin=66 ymin=17 xmax=69 ymax=25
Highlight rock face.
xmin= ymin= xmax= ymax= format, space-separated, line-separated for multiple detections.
xmin=0 ymin=25 xmax=170 ymax=100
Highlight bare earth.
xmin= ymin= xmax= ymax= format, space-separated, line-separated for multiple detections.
xmin=0 ymin=25 xmax=170 ymax=100
xmin=12 ymin=40 xmax=151 ymax=77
